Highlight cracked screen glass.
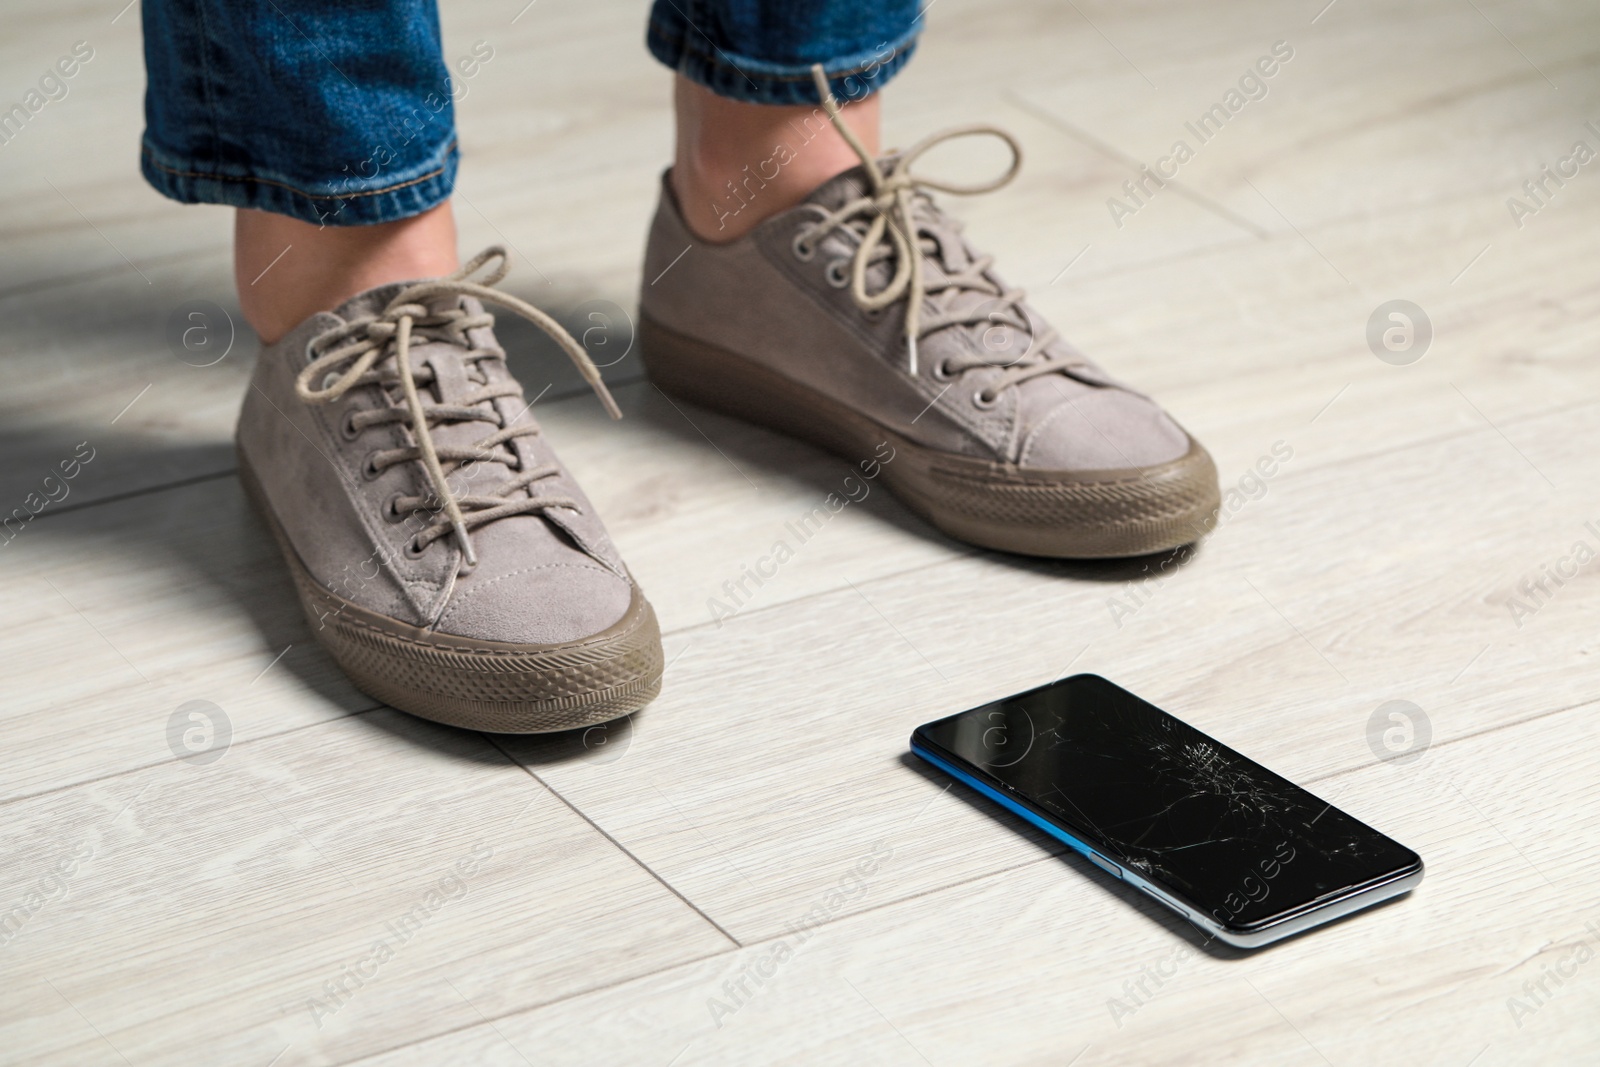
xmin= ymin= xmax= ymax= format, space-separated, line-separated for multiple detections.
xmin=919 ymin=674 xmax=1418 ymax=929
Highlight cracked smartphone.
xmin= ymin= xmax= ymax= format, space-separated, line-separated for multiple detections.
xmin=910 ymin=674 xmax=1423 ymax=948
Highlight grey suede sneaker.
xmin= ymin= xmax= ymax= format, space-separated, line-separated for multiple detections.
xmin=639 ymin=71 xmax=1219 ymax=559
xmin=236 ymin=247 xmax=662 ymax=733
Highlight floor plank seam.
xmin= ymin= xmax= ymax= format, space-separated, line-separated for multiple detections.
xmin=331 ymin=852 xmax=1076 ymax=1066
xmin=329 ymin=946 xmax=743 ymax=1067
xmin=28 ymin=359 xmax=1595 ymax=547
xmin=658 ymin=548 xmax=979 ymax=639
xmin=1005 ymin=68 xmax=1600 ymax=243
xmin=10 ymin=429 xmax=1595 ymax=813
xmin=656 ymin=390 xmax=1600 ymax=633
xmin=482 ymin=734 xmax=745 ymax=950
xmin=12 ymin=689 xmax=1590 ymax=848
xmin=21 ymin=345 xmax=1597 ymax=543
xmin=0 ymin=241 xmax=232 ymax=303
xmin=1303 ymin=694 xmax=1600 ymax=788
xmin=1003 ymin=90 xmax=1271 ymax=240
xmin=21 ymin=467 xmax=239 ymax=523
xmin=14 ymin=377 xmax=649 ymax=524
xmin=0 ymin=703 xmax=387 ymax=811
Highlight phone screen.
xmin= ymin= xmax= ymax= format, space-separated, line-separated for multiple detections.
xmin=913 ymin=674 xmax=1420 ymax=932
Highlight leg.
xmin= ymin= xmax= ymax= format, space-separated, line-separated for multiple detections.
xmin=671 ymin=75 xmax=878 ymax=242
xmin=651 ymin=0 xmax=918 ymax=240
xmin=234 ymin=205 xmax=457 ymax=343
xmin=142 ymin=0 xmax=462 ymax=341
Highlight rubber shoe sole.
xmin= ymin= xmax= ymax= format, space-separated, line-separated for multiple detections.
xmin=240 ymin=451 xmax=664 ymax=733
xmin=640 ymin=314 xmax=1220 ymax=558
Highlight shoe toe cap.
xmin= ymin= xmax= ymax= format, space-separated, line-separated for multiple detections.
xmin=1019 ymin=389 xmax=1192 ymax=471
xmin=436 ymin=562 xmax=635 ymax=645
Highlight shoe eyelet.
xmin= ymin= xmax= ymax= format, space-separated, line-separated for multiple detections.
xmin=825 ymin=260 xmax=850 ymax=288
xmin=792 ymin=231 xmax=816 ymax=261
xmin=973 ymin=388 xmax=1001 ymax=410
xmin=361 ymin=452 xmax=383 ymax=481
xmin=403 ymin=535 xmax=428 ymax=560
xmin=933 ymin=358 xmax=955 ymax=381
xmin=383 ymin=493 xmax=407 ymax=523
xmin=864 ymin=306 xmax=884 ymax=321
xmin=340 ymin=409 xmax=362 ymax=440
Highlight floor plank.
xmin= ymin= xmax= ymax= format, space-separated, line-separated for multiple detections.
xmin=0 ymin=710 xmax=730 ymax=1067
xmin=1013 ymin=1 xmax=1600 ymax=237
xmin=0 ymin=477 xmax=368 ymax=804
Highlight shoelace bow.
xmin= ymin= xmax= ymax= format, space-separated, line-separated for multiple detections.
xmin=807 ymin=65 xmax=1088 ymax=397
xmin=293 ymin=246 xmax=620 ymax=567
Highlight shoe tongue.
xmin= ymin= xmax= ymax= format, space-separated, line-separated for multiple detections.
xmin=800 ymin=161 xmax=1038 ymax=379
xmin=330 ymin=279 xmax=419 ymax=323
xmin=801 ymin=162 xmax=877 ymax=212
xmin=797 ymin=159 xmax=1110 ymax=407
xmin=802 ymin=159 xmax=978 ymax=278
xmin=330 ymin=282 xmax=520 ymax=485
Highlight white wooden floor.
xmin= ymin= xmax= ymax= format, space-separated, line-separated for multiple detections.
xmin=4 ymin=0 xmax=1599 ymax=1063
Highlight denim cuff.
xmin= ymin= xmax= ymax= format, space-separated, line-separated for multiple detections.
xmin=647 ymin=13 xmax=921 ymax=106
xmin=139 ymin=133 xmax=458 ymax=228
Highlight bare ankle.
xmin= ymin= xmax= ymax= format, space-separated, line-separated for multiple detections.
xmin=671 ymin=74 xmax=881 ymax=243
xmin=235 ymin=203 xmax=459 ymax=344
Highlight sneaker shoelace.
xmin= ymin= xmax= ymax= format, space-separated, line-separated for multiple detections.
xmin=293 ymin=246 xmax=620 ymax=567
xmin=806 ymin=65 xmax=1087 ymax=398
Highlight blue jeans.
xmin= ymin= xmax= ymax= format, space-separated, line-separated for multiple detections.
xmin=141 ymin=0 xmax=922 ymax=227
